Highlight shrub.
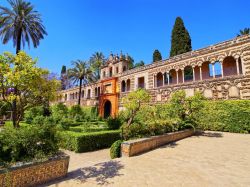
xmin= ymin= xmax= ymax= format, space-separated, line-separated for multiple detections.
xmin=32 ymin=115 xmax=46 ymax=125
xmin=197 ymin=100 xmax=250 ymax=133
xmin=106 ymin=116 xmax=122 ymax=130
xmin=69 ymin=105 xmax=83 ymax=119
xmin=57 ymin=130 xmax=121 ymax=152
xmin=51 ymin=103 xmax=68 ymax=122
xmin=24 ymin=106 xmax=44 ymax=124
xmin=0 ymin=123 xmax=58 ymax=164
xmin=110 ymin=140 xmax=123 ymax=159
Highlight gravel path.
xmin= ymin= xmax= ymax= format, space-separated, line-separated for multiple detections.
xmin=43 ymin=131 xmax=250 ymax=187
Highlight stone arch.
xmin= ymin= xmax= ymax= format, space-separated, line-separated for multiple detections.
xmin=156 ymin=72 xmax=163 ymax=87
xmin=169 ymin=69 xmax=177 ymax=84
xmin=121 ymin=80 xmax=126 ymax=92
xmin=126 ymin=79 xmax=131 ymax=91
xmin=201 ymin=61 xmax=212 ymax=80
xmin=214 ymin=61 xmax=222 ymax=77
xmin=184 ymin=66 xmax=193 ymax=82
xmin=104 ymin=100 xmax=112 ymax=118
xmin=223 ymin=56 xmax=237 ymax=76
xmin=123 ymin=66 xmax=127 ymax=72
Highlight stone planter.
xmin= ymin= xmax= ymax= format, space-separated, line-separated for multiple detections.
xmin=0 ymin=153 xmax=69 ymax=187
xmin=121 ymin=129 xmax=195 ymax=157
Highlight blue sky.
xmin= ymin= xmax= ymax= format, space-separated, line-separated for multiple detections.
xmin=0 ymin=0 xmax=249 ymax=74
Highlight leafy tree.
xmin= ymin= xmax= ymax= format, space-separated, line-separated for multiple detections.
xmin=90 ymin=52 xmax=105 ymax=80
xmin=237 ymin=28 xmax=250 ymax=37
xmin=122 ymin=89 xmax=151 ymax=126
xmin=170 ymin=90 xmax=205 ymax=125
xmin=133 ymin=60 xmax=145 ymax=68
xmin=0 ymin=51 xmax=59 ymax=127
xmin=153 ymin=49 xmax=162 ymax=62
xmin=170 ymin=17 xmax=192 ymax=57
xmin=0 ymin=0 xmax=47 ymax=54
xmin=67 ymin=60 xmax=93 ymax=105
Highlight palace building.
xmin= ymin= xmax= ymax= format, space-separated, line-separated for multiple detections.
xmin=58 ymin=34 xmax=250 ymax=118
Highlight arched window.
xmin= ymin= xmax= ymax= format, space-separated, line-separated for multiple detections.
xmin=81 ymin=90 xmax=84 ymax=98
xmin=103 ymin=71 xmax=106 ymax=78
xmin=121 ymin=80 xmax=126 ymax=92
xmin=126 ymin=79 xmax=131 ymax=91
xmin=75 ymin=92 xmax=78 ymax=100
xmin=116 ymin=67 xmax=119 ymax=74
xmin=201 ymin=61 xmax=212 ymax=80
xmin=169 ymin=69 xmax=177 ymax=84
xmin=184 ymin=66 xmax=193 ymax=81
xmin=156 ymin=72 xmax=163 ymax=87
xmin=87 ymin=89 xmax=91 ymax=99
xmin=64 ymin=94 xmax=67 ymax=101
xmin=123 ymin=66 xmax=127 ymax=72
xmin=109 ymin=67 xmax=113 ymax=77
xmin=223 ymin=56 xmax=237 ymax=76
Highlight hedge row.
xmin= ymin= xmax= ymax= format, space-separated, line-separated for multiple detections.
xmin=197 ymin=100 xmax=250 ymax=133
xmin=57 ymin=130 xmax=121 ymax=153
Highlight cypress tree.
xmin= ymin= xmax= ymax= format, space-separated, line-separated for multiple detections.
xmin=60 ymin=65 xmax=67 ymax=90
xmin=170 ymin=17 xmax=192 ymax=57
xmin=153 ymin=49 xmax=162 ymax=62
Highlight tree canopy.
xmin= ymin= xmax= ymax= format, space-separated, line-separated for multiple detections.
xmin=153 ymin=49 xmax=162 ymax=62
xmin=0 ymin=51 xmax=59 ymax=127
xmin=0 ymin=0 xmax=47 ymax=54
xmin=170 ymin=17 xmax=192 ymax=57
xmin=237 ymin=28 xmax=250 ymax=37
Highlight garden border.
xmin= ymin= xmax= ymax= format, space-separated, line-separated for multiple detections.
xmin=121 ymin=129 xmax=195 ymax=157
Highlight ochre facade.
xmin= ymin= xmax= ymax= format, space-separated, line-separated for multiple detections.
xmin=57 ymin=35 xmax=250 ymax=118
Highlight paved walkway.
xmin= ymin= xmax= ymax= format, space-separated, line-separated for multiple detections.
xmin=44 ymin=131 xmax=250 ymax=187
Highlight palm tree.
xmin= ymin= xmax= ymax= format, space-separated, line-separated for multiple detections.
xmin=0 ymin=0 xmax=47 ymax=54
xmin=237 ymin=28 xmax=250 ymax=37
xmin=68 ymin=60 xmax=93 ymax=105
xmin=90 ymin=52 xmax=105 ymax=80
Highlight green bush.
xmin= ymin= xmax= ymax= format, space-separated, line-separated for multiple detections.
xmin=110 ymin=140 xmax=123 ymax=159
xmin=51 ymin=103 xmax=68 ymax=122
xmin=197 ymin=100 xmax=250 ymax=133
xmin=24 ymin=106 xmax=44 ymax=124
xmin=57 ymin=130 xmax=121 ymax=152
xmin=0 ymin=123 xmax=59 ymax=164
xmin=106 ymin=116 xmax=122 ymax=130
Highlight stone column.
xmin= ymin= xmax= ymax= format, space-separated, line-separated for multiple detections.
xmin=192 ymin=67 xmax=195 ymax=81
xmin=182 ymin=69 xmax=185 ymax=83
xmin=163 ymin=72 xmax=165 ymax=86
xmin=176 ymin=70 xmax=179 ymax=84
xmin=199 ymin=66 xmax=202 ymax=80
xmin=220 ymin=62 xmax=224 ymax=78
xmin=167 ymin=72 xmax=170 ymax=85
xmin=236 ymin=58 xmax=240 ymax=75
xmin=212 ymin=63 xmax=215 ymax=78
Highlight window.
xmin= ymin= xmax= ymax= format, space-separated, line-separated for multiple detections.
xmin=87 ymin=89 xmax=91 ymax=99
xmin=104 ymin=83 xmax=112 ymax=94
xmin=209 ymin=62 xmax=222 ymax=77
xmin=138 ymin=77 xmax=145 ymax=89
xmin=116 ymin=67 xmax=119 ymax=74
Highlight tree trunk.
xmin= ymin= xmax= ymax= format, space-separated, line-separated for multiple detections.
xmin=12 ymin=29 xmax=22 ymax=128
xmin=78 ymin=79 xmax=82 ymax=105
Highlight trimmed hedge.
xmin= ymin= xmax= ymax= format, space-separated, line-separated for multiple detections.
xmin=57 ymin=130 xmax=121 ymax=153
xmin=197 ymin=100 xmax=250 ymax=133
xmin=110 ymin=140 xmax=123 ymax=159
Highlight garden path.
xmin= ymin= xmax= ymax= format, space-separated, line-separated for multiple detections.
xmin=43 ymin=131 xmax=250 ymax=187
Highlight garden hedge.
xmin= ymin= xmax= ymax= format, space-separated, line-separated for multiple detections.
xmin=57 ymin=130 xmax=121 ymax=153
xmin=197 ymin=100 xmax=250 ymax=133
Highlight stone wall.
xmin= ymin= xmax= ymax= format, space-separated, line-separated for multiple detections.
xmin=121 ymin=129 xmax=195 ymax=157
xmin=0 ymin=155 xmax=69 ymax=187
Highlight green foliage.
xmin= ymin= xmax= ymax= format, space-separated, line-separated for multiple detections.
xmin=110 ymin=140 xmax=123 ymax=159
xmin=0 ymin=101 xmax=11 ymax=116
xmin=24 ymin=106 xmax=44 ymax=124
xmin=170 ymin=17 xmax=192 ymax=57
xmin=0 ymin=123 xmax=58 ymax=164
xmin=133 ymin=61 xmax=145 ymax=68
xmin=153 ymin=49 xmax=162 ymax=62
xmin=51 ymin=103 xmax=68 ymax=122
xmin=57 ymin=130 xmax=121 ymax=153
xmin=106 ymin=116 xmax=123 ymax=130
xmin=237 ymin=28 xmax=250 ymax=37
xmin=69 ymin=105 xmax=83 ymax=118
xmin=197 ymin=100 xmax=250 ymax=133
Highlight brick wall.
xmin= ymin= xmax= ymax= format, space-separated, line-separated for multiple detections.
xmin=0 ymin=155 xmax=69 ymax=187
